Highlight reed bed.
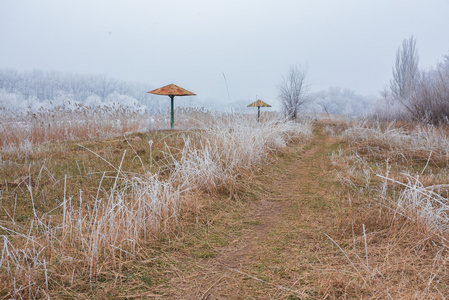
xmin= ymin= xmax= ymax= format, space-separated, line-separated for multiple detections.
xmin=0 ymin=105 xmax=232 ymax=152
xmin=0 ymin=104 xmax=147 ymax=151
xmin=0 ymin=112 xmax=312 ymax=298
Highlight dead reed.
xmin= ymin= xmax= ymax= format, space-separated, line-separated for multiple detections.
xmin=0 ymin=105 xmax=226 ymax=152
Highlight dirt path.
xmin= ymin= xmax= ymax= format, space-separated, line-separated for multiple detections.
xmin=158 ymin=125 xmax=345 ymax=299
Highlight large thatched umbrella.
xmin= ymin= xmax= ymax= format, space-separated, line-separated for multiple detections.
xmin=247 ymin=99 xmax=271 ymax=122
xmin=147 ymin=83 xmax=196 ymax=129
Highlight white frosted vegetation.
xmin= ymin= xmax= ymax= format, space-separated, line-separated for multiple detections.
xmin=338 ymin=121 xmax=449 ymax=244
xmin=0 ymin=114 xmax=313 ymax=297
xmin=341 ymin=121 xmax=449 ymax=161
xmin=391 ymin=175 xmax=449 ymax=236
xmin=172 ymin=117 xmax=312 ymax=192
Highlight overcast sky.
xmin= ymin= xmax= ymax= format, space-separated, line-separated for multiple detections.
xmin=1 ymin=0 xmax=449 ymax=109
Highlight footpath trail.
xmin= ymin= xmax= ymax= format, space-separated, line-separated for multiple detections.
xmin=158 ymin=124 xmax=347 ymax=299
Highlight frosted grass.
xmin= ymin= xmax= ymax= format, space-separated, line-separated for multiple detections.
xmin=0 ymin=113 xmax=313 ymax=297
xmin=342 ymin=121 xmax=449 ymax=157
xmin=337 ymin=121 xmax=449 ymax=246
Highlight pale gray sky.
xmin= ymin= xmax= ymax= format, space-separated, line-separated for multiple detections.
xmin=1 ymin=0 xmax=449 ymax=109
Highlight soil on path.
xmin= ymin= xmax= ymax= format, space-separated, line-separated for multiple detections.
xmin=157 ymin=124 xmax=347 ymax=299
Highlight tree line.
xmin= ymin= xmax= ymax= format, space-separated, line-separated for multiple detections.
xmin=0 ymin=69 xmax=154 ymax=113
xmin=278 ymin=38 xmax=449 ymax=123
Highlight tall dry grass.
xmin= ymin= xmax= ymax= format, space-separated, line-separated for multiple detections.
xmin=336 ymin=120 xmax=449 ymax=240
xmin=0 ymin=105 xmax=231 ymax=152
xmin=0 ymin=104 xmax=148 ymax=152
xmin=172 ymin=116 xmax=310 ymax=193
xmin=0 ymin=112 xmax=312 ymax=298
xmin=328 ymin=120 xmax=449 ymax=297
xmin=342 ymin=120 xmax=449 ymax=157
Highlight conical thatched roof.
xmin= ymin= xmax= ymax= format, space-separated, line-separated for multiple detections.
xmin=247 ymin=99 xmax=271 ymax=107
xmin=147 ymin=83 xmax=196 ymax=96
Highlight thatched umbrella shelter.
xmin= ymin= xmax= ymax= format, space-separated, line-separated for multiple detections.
xmin=147 ymin=83 xmax=196 ymax=129
xmin=247 ymin=99 xmax=271 ymax=122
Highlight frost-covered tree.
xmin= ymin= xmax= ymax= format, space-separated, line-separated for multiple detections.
xmin=0 ymin=89 xmax=27 ymax=113
xmin=308 ymin=87 xmax=375 ymax=117
xmin=389 ymin=36 xmax=420 ymax=106
xmin=408 ymin=54 xmax=449 ymax=123
xmin=382 ymin=37 xmax=449 ymax=124
xmin=0 ymin=69 xmax=149 ymax=113
xmin=278 ymin=65 xmax=310 ymax=120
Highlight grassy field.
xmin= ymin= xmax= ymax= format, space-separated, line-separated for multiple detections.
xmin=1 ymin=111 xmax=449 ymax=299
xmin=0 ymin=110 xmax=313 ymax=299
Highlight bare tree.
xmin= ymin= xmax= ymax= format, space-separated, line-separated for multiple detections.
xmin=408 ymin=55 xmax=449 ymax=124
xmin=384 ymin=37 xmax=449 ymax=124
xmin=390 ymin=36 xmax=420 ymax=106
xmin=278 ymin=65 xmax=310 ymax=120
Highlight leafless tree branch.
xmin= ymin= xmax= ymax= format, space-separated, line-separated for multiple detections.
xmin=278 ymin=65 xmax=310 ymax=120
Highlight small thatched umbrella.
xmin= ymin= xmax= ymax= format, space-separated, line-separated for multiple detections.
xmin=147 ymin=83 xmax=196 ymax=129
xmin=247 ymin=99 xmax=271 ymax=122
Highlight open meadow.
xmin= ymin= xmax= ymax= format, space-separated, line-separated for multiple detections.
xmin=1 ymin=109 xmax=449 ymax=299
xmin=2 ymin=1 xmax=449 ymax=298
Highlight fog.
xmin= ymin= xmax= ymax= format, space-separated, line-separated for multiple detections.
xmin=1 ymin=0 xmax=449 ymax=111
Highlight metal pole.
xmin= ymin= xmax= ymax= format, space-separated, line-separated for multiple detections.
xmin=257 ymin=106 xmax=260 ymax=122
xmin=170 ymin=95 xmax=174 ymax=129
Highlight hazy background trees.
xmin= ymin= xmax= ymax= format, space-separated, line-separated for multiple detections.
xmin=0 ymin=69 xmax=246 ymax=115
xmin=0 ymin=69 xmax=152 ymax=114
xmin=277 ymin=65 xmax=376 ymax=119
xmin=380 ymin=36 xmax=449 ymax=124
xmin=307 ymin=87 xmax=376 ymax=117
xmin=278 ymin=65 xmax=310 ymax=120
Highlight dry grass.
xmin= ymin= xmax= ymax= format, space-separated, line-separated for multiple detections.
xmin=0 ymin=105 xmax=236 ymax=151
xmin=328 ymin=119 xmax=449 ymax=298
xmin=147 ymin=121 xmax=449 ymax=299
xmin=5 ymin=113 xmax=447 ymax=298
xmin=0 ymin=110 xmax=312 ymax=298
xmin=0 ymin=104 xmax=147 ymax=151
